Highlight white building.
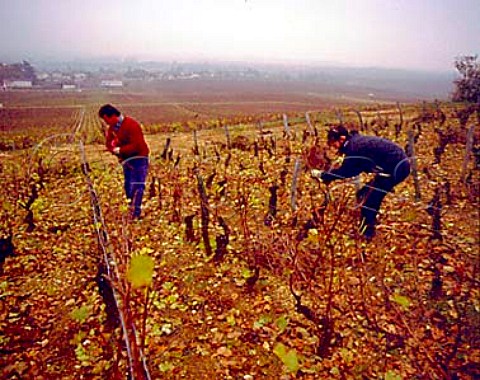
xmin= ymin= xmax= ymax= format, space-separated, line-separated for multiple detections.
xmin=74 ymin=73 xmax=87 ymax=81
xmin=3 ymin=80 xmax=33 ymax=89
xmin=62 ymin=84 xmax=77 ymax=90
xmin=100 ymin=80 xmax=123 ymax=88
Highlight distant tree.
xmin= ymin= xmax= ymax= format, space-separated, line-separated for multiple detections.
xmin=0 ymin=60 xmax=37 ymax=83
xmin=21 ymin=60 xmax=36 ymax=81
xmin=452 ymin=55 xmax=480 ymax=104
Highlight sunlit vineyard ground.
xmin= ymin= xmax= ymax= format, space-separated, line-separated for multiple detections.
xmin=0 ymin=88 xmax=479 ymax=379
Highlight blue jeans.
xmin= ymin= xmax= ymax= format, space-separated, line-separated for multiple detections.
xmin=122 ymin=157 xmax=149 ymax=218
xmin=359 ymin=159 xmax=411 ymax=232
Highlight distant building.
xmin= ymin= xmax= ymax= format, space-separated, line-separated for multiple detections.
xmin=36 ymin=72 xmax=50 ymax=81
xmin=51 ymin=72 xmax=66 ymax=81
xmin=74 ymin=73 xmax=87 ymax=81
xmin=3 ymin=80 xmax=33 ymax=89
xmin=62 ymin=84 xmax=77 ymax=90
xmin=100 ymin=80 xmax=123 ymax=88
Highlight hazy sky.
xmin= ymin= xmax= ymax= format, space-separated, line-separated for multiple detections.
xmin=0 ymin=0 xmax=479 ymax=71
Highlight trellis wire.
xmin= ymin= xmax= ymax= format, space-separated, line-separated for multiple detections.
xmin=79 ymin=140 xmax=151 ymax=380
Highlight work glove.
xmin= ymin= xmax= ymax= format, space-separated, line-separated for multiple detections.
xmin=112 ymin=147 xmax=120 ymax=155
xmin=310 ymin=169 xmax=324 ymax=181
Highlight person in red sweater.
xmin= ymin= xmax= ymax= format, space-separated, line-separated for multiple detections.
xmin=99 ymin=104 xmax=150 ymax=219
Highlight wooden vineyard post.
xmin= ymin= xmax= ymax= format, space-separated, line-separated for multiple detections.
xmin=157 ymin=177 xmax=162 ymax=208
xmin=354 ymin=109 xmax=364 ymax=131
xmin=283 ymin=114 xmax=291 ymax=137
xmin=224 ymin=124 xmax=231 ymax=149
xmin=395 ymin=102 xmax=404 ymax=139
xmin=427 ymin=185 xmax=443 ymax=240
xmin=408 ymin=129 xmax=422 ymax=202
xmin=461 ymin=125 xmax=475 ymax=184
xmin=290 ymin=158 xmax=302 ymax=212
xmin=195 ymin=171 xmax=213 ymax=256
xmin=160 ymin=137 xmax=171 ymax=160
xmin=305 ymin=112 xmax=315 ymax=135
xmin=193 ymin=130 xmax=199 ymax=156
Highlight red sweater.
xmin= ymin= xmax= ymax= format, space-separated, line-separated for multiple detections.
xmin=106 ymin=116 xmax=149 ymax=160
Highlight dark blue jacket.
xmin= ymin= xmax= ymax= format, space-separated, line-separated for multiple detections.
xmin=320 ymin=133 xmax=409 ymax=183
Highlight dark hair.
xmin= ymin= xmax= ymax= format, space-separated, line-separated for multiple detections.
xmin=98 ymin=104 xmax=121 ymax=118
xmin=327 ymin=125 xmax=349 ymax=142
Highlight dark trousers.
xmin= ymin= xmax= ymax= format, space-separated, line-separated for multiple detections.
xmin=358 ymin=160 xmax=411 ymax=229
xmin=122 ymin=157 xmax=149 ymax=218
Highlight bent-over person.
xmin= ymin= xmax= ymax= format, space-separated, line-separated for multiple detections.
xmin=312 ymin=125 xmax=410 ymax=240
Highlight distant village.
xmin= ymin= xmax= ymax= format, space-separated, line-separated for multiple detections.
xmin=0 ymin=60 xmax=267 ymax=91
xmin=0 ymin=59 xmax=454 ymax=101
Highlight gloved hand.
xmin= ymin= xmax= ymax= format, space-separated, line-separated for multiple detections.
xmin=311 ymin=169 xmax=324 ymax=181
xmin=112 ymin=147 xmax=120 ymax=155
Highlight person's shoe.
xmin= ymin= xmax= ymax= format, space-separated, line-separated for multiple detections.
xmin=363 ymin=224 xmax=376 ymax=242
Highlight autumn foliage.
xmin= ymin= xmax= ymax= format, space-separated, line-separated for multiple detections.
xmin=0 ymin=94 xmax=479 ymax=379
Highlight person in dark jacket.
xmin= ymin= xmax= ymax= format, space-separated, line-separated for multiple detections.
xmin=99 ymin=104 xmax=150 ymax=219
xmin=311 ymin=125 xmax=410 ymax=240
